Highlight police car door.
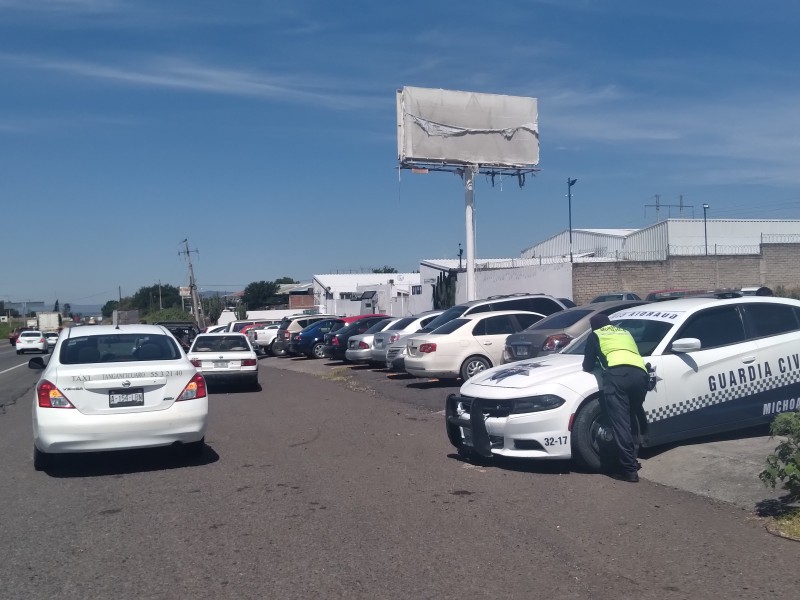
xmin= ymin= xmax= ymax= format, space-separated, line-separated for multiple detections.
xmin=740 ymin=301 xmax=800 ymax=423
xmin=645 ymin=304 xmax=758 ymax=445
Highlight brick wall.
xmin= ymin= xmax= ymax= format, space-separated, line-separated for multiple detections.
xmin=572 ymin=243 xmax=800 ymax=304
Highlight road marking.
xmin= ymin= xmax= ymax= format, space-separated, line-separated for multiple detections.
xmin=0 ymin=362 xmax=28 ymax=376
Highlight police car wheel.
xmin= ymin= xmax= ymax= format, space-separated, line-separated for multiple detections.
xmin=571 ymin=398 xmax=616 ymax=473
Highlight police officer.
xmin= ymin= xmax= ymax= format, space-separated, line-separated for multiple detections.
xmin=582 ymin=314 xmax=649 ymax=482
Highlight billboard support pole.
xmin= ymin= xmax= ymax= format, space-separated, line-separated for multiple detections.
xmin=464 ymin=166 xmax=477 ymax=301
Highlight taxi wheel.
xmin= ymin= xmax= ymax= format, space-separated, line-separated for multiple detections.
xmin=311 ymin=343 xmax=326 ymax=359
xmin=572 ymin=398 xmax=616 ymax=473
xmin=33 ymin=446 xmax=52 ymax=471
xmin=460 ymin=355 xmax=491 ymax=380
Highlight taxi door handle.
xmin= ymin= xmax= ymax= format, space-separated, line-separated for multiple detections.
xmin=742 ymin=356 xmax=756 ymax=364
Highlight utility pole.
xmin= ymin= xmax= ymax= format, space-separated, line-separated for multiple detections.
xmin=158 ymin=279 xmax=163 ymax=310
xmin=179 ymin=239 xmax=206 ymax=329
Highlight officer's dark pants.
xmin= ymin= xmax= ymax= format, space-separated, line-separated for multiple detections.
xmin=601 ymin=365 xmax=648 ymax=474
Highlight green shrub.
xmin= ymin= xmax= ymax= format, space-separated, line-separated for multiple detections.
xmin=760 ymin=411 xmax=800 ymax=500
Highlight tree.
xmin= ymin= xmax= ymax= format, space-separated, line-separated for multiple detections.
xmin=130 ymin=284 xmax=182 ymax=313
xmin=275 ymin=276 xmax=298 ymax=284
xmin=433 ymin=270 xmax=457 ymax=310
xmin=101 ymin=300 xmax=119 ymax=319
xmin=372 ymin=266 xmax=398 ymax=273
xmin=53 ymin=299 xmax=59 ymax=313
xmin=242 ymin=281 xmax=281 ymax=310
xmin=203 ymin=296 xmax=224 ymax=325
xmin=62 ymin=303 xmax=71 ymax=318
xmin=760 ymin=411 xmax=800 ymax=501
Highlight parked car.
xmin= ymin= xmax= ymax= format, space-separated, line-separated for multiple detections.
xmin=344 ymin=318 xmax=400 ymax=363
xmin=203 ymin=325 xmax=228 ymax=334
xmin=28 ymin=324 xmax=208 ymax=470
xmin=187 ymin=333 xmax=259 ymax=389
xmin=416 ymin=294 xmax=570 ymax=337
xmin=16 ymin=330 xmax=49 ymax=355
xmin=373 ymin=310 xmax=444 ymax=367
xmin=289 ymin=318 xmax=346 ymax=358
xmin=322 ymin=315 xmax=392 ymax=361
xmin=405 ymin=311 xmax=545 ymax=381
xmin=44 ymin=332 xmax=59 ymax=348
xmin=446 ymin=295 xmax=800 ymax=471
xmin=590 ymin=292 xmax=641 ymax=303
xmin=272 ymin=314 xmax=341 ymax=357
xmin=503 ymin=300 xmax=646 ymax=363
xmin=249 ymin=323 xmax=280 ymax=355
xmin=225 ymin=318 xmax=283 ymax=333
xmin=644 ymin=289 xmax=706 ymax=301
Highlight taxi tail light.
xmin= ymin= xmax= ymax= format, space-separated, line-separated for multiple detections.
xmin=177 ymin=373 xmax=207 ymax=401
xmin=37 ymin=380 xmax=74 ymax=408
xmin=419 ymin=343 xmax=437 ymax=353
xmin=242 ymin=359 xmax=257 ymax=366
xmin=190 ymin=359 xmax=202 ymax=367
xmin=542 ymin=333 xmax=572 ymax=352
xmin=358 ymin=341 xmax=369 ymax=349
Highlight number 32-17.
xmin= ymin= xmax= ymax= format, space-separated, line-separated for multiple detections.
xmin=544 ymin=436 xmax=568 ymax=446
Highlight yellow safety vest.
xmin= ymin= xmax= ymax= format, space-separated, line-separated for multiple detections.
xmin=596 ymin=325 xmax=646 ymax=371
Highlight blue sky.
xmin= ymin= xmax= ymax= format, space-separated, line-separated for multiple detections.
xmin=3 ymin=0 xmax=800 ymax=308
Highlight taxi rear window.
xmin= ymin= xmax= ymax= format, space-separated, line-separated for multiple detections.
xmin=61 ymin=334 xmax=182 ymax=364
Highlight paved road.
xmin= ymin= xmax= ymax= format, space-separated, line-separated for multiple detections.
xmin=1 ymin=355 xmax=797 ymax=599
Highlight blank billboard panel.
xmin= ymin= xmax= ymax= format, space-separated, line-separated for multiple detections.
xmin=397 ymin=86 xmax=539 ymax=169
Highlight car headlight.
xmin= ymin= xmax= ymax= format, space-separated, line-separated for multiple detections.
xmin=511 ymin=395 xmax=565 ymax=414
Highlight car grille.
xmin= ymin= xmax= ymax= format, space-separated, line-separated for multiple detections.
xmin=458 ymin=397 xmax=513 ymax=418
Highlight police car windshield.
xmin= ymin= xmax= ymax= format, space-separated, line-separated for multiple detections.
xmin=563 ymin=318 xmax=674 ymax=357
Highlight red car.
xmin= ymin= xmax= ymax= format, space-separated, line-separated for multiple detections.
xmin=8 ymin=327 xmax=33 ymax=346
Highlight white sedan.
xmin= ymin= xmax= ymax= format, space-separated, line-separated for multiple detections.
xmin=446 ymin=295 xmax=800 ymax=472
xmin=29 ymin=324 xmax=208 ymax=471
xmin=187 ymin=333 xmax=259 ymax=389
xmin=16 ymin=330 xmax=49 ymax=355
xmin=405 ymin=311 xmax=545 ymax=381
xmin=44 ymin=332 xmax=60 ymax=348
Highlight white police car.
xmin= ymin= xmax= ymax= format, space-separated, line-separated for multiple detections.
xmin=446 ymin=295 xmax=800 ymax=471
xmin=29 ymin=324 xmax=209 ymax=470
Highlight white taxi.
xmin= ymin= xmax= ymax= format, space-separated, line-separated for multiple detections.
xmin=405 ymin=311 xmax=545 ymax=381
xmin=187 ymin=333 xmax=259 ymax=389
xmin=16 ymin=330 xmax=49 ymax=354
xmin=446 ymin=296 xmax=800 ymax=471
xmin=29 ymin=324 xmax=208 ymax=471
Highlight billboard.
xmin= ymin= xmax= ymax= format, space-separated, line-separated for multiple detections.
xmin=396 ymin=86 xmax=539 ymax=170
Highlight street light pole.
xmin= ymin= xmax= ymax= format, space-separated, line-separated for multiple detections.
xmin=703 ymin=203 xmax=710 ymax=255
xmin=567 ymin=178 xmax=578 ymax=263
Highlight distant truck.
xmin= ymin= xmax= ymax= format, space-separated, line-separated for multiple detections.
xmin=36 ymin=311 xmax=63 ymax=333
xmin=112 ymin=310 xmax=140 ymax=326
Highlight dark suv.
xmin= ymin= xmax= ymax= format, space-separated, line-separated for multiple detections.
xmin=272 ymin=314 xmax=339 ymax=357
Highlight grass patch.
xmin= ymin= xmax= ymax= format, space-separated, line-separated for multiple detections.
xmin=322 ymin=367 xmax=351 ymax=382
xmin=768 ymin=509 xmax=800 ymax=540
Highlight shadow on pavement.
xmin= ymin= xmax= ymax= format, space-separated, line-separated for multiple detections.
xmin=446 ymin=452 xmax=573 ymax=475
xmin=638 ymin=423 xmax=772 ymax=461
xmin=40 ymin=444 xmax=220 ymax=478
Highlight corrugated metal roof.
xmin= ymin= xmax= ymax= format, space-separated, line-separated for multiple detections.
xmin=313 ymin=273 xmax=421 ymax=288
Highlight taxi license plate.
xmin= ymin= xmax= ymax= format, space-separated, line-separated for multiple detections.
xmin=109 ymin=388 xmax=144 ymax=408
xmin=213 ymin=361 xmax=228 ymax=368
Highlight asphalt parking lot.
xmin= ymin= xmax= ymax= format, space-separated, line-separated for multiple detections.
xmin=260 ymin=354 xmax=788 ymax=513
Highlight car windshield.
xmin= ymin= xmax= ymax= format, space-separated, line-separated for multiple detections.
xmin=430 ymin=318 xmax=469 ymax=335
xmin=418 ymin=306 xmax=468 ymax=333
xmin=61 ymin=334 xmax=182 ymax=364
xmin=563 ymin=318 xmax=675 ymax=357
xmin=525 ymin=309 xmax=593 ymax=331
xmin=365 ymin=319 xmax=392 ymax=334
xmin=191 ymin=335 xmax=250 ymax=352
xmin=388 ymin=317 xmax=416 ymax=330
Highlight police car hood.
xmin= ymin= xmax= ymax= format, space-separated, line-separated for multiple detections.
xmin=463 ymin=354 xmax=588 ymax=391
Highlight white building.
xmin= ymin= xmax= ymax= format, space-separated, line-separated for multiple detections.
xmin=312 ymin=272 xmax=423 ymax=316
